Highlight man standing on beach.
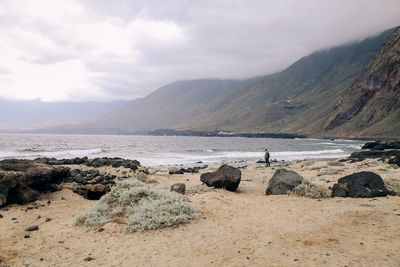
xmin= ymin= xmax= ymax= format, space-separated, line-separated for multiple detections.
xmin=264 ymin=148 xmax=270 ymax=167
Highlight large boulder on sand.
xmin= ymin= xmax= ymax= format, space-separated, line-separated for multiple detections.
xmin=331 ymin=171 xmax=388 ymax=198
xmin=266 ymin=169 xmax=304 ymax=195
xmin=200 ymin=165 xmax=241 ymax=192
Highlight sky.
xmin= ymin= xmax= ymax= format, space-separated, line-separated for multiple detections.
xmin=0 ymin=0 xmax=399 ymax=102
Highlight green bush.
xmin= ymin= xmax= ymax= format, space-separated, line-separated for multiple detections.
xmin=75 ymin=180 xmax=197 ymax=232
xmin=292 ymin=180 xmax=331 ymax=199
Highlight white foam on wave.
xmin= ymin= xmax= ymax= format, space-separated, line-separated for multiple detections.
xmin=138 ymin=149 xmax=348 ymax=166
xmin=0 ymin=148 xmax=103 ymax=159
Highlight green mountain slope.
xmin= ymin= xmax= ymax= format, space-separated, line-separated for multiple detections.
xmin=80 ymin=27 xmax=399 ymax=138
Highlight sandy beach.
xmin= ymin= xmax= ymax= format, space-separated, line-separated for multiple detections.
xmin=1 ymin=158 xmax=399 ymax=267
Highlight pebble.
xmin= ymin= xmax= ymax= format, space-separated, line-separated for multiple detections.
xmin=84 ymin=257 xmax=95 ymax=262
xmin=25 ymin=225 xmax=39 ymax=232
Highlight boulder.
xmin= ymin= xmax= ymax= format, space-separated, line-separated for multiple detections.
xmin=11 ymin=187 xmax=40 ymax=204
xmin=0 ymin=171 xmax=21 ymax=206
xmin=388 ymin=155 xmax=400 ymax=166
xmin=168 ymin=167 xmax=184 ymax=175
xmin=200 ymin=165 xmax=241 ymax=192
xmin=331 ymin=171 xmax=388 ymax=198
xmin=266 ymin=169 xmax=304 ymax=195
xmin=170 ymin=183 xmax=186 ymax=194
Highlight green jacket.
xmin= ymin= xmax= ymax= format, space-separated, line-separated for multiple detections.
xmin=264 ymin=151 xmax=270 ymax=160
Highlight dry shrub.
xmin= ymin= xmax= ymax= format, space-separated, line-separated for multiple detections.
xmin=186 ymin=184 xmax=214 ymax=194
xmin=292 ymin=180 xmax=331 ymax=199
xmin=385 ymin=179 xmax=400 ymax=196
xmin=318 ymin=168 xmax=342 ymax=176
xmin=327 ymin=161 xmax=345 ymax=167
xmin=75 ymin=180 xmax=197 ymax=232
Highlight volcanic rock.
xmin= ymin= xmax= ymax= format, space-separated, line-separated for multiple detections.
xmin=331 ymin=171 xmax=388 ymax=198
xmin=200 ymin=165 xmax=241 ymax=192
xmin=266 ymin=169 xmax=304 ymax=195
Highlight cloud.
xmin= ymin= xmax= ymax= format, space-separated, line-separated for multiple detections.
xmin=0 ymin=0 xmax=399 ymax=101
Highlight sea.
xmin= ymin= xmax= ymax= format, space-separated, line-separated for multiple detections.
xmin=0 ymin=134 xmax=365 ymax=166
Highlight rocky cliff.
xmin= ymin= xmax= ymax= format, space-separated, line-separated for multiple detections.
xmin=323 ymin=27 xmax=400 ymax=138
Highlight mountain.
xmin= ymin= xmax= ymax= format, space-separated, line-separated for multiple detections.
xmin=0 ymin=100 xmax=126 ymax=131
xmin=84 ymin=27 xmax=398 ymax=138
xmin=323 ymin=27 xmax=400 ymax=138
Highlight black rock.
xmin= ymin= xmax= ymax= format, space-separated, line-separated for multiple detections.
xmin=69 ymin=169 xmax=81 ymax=177
xmin=362 ymin=140 xmax=400 ymax=150
xmin=73 ymin=174 xmax=85 ymax=184
xmin=331 ymin=171 xmax=388 ymax=198
xmin=331 ymin=184 xmax=347 ymax=197
xmin=62 ymin=159 xmax=75 ymax=165
xmin=349 ymin=150 xmax=400 ymax=161
xmin=0 ymin=159 xmax=68 ymax=206
xmin=200 ymin=165 xmax=241 ymax=192
xmin=266 ymin=169 xmax=304 ymax=195
xmin=25 ymin=225 xmax=39 ymax=231
xmin=388 ymin=155 xmax=400 ymax=166
xmin=10 ymin=187 xmax=40 ymax=205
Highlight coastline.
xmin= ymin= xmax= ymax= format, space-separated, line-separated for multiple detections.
xmin=1 ymin=157 xmax=399 ymax=266
xmin=0 ymin=129 xmax=382 ymax=141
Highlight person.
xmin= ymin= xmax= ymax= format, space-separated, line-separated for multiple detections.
xmin=264 ymin=148 xmax=270 ymax=167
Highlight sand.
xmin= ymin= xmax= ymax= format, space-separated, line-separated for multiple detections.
xmin=1 ymin=159 xmax=399 ymax=267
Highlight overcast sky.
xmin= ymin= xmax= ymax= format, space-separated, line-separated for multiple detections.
xmin=0 ymin=0 xmax=399 ymax=102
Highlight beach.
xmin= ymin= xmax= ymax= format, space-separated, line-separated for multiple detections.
xmin=1 ymin=158 xmax=399 ymax=267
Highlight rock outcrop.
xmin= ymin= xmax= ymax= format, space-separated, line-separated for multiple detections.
xmin=168 ymin=165 xmax=208 ymax=175
xmin=362 ymin=140 xmax=400 ymax=150
xmin=36 ymin=157 xmax=140 ymax=171
xmin=0 ymin=159 xmax=69 ymax=206
xmin=200 ymin=165 xmax=241 ymax=192
xmin=66 ymin=168 xmax=121 ymax=200
xmin=266 ymin=169 xmax=304 ymax=195
xmin=324 ymin=27 xmax=400 ymax=137
xmin=349 ymin=150 xmax=400 ymax=161
xmin=0 ymin=157 xmax=142 ymax=205
xmin=331 ymin=171 xmax=388 ymax=198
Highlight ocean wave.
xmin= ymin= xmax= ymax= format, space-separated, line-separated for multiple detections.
xmin=138 ymin=149 xmax=348 ymax=165
xmin=272 ymin=149 xmax=345 ymax=156
xmin=316 ymin=142 xmax=338 ymax=146
xmin=185 ymin=149 xmax=218 ymax=152
xmin=0 ymin=148 xmax=103 ymax=159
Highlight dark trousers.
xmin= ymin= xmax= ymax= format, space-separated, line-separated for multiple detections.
xmin=265 ymin=158 xmax=270 ymax=166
